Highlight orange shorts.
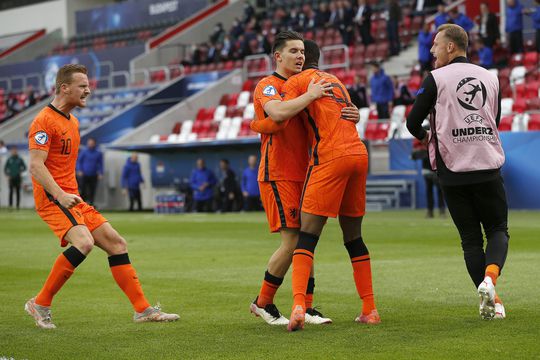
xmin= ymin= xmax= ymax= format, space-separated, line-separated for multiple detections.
xmin=300 ymin=155 xmax=368 ymax=218
xmin=259 ymin=180 xmax=303 ymax=232
xmin=37 ymin=200 xmax=108 ymax=247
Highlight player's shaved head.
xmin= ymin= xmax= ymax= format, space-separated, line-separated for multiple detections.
xmin=55 ymin=64 xmax=88 ymax=94
xmin=272 ymin=31 xmax=303 ymax=54
xmin=303 ymin=40 xmax=320 ymax=69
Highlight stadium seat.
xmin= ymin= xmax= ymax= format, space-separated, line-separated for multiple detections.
xmin=525 ymin=82 xmax=540 ymax=99
xmin=237 ymin=91 xmax=251 ymax=107
xmin=523 ymin=52 xmax=539 ymax=68
xmin=512 ymin=98 xmax=527 ymax=113
xmin=528 ymin=114 xmax=540 ymax=130
xmin=150 ymin=134 xmax=160 ymax=143
xmin=510 ymin=66 xmax=526 ymax=85
xmin=364 ymin=121 xmax=378 ymax=140
xmin=501 ymin=98 xmax=514 ymax=116
xmin=216 ymin=117 xmax=231 ymax=140
xmin=498 ymin=116 xmax=513 ymax=131
xmin=526 ymin=98 xmax=540 ymax=111
xmin=243 ymin=103 xmax=255 ymax=120
xmin=213 ymin=105 xmax=227 ymax=121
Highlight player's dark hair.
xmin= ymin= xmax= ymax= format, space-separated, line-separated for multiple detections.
xmin=437 ymin=24 xmax=468 ymax=52
xmin=55 ymin=64 xmax=88 ymax=94
xmin=220 ymin=159 xmax=229 ymax=165
xmin=272 ymin=31 xmax=303 ymax=54
xmin=303 ymin=39 xmax=320 ymax=69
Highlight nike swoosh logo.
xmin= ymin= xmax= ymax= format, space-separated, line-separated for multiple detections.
xmin=62 ymin=131 xmax=68 ymax=135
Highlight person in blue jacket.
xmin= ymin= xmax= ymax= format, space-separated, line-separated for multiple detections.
xmin=448 ymin=8 xmax=474 ymax=33
xmin=122 ymin=153 xmax=144 ymax=211
xmin=76 ymin=137 xmax=103 ymax=206
xmin=418 ymin=22 xmax=434 ymax=71
xmin=369 ymin=62 xmax=394 ymax=120
xmin=506 ymin=0 xmax=524 ymax=54
xmin=241 ymin=155 xmax=261 ymax=211
xmin=434 ymin=4 xmax=448 ymax=28
xmin=526 ymin=0 xmax=540 ymax=52
xmin=476 ymin=38 xmax=494 ymax=69
xmin=190 ymin=158 xmax=216 ymax=212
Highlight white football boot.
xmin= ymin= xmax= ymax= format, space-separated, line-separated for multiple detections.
xmin=134 ymin=303 xmax=180 ymax=323
xmin=25 ymin=297 xmax=56 ymax=329
xmin=305 ymin=307 xmax=332 ymax=324
xmin=494 ymin=302 xmax=506 ymax=319
xmin=250 ymin=297 xmax=289 ymax=325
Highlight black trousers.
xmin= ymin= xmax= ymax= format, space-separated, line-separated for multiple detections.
xmin=508 ymin=30 xmax=524 ymax=54
xmin=424 ymin=173 xmax=444 ymax=212
xmin=194 ymin=199 xmax=213 ymax=213
xmin=376 ymin=102 xmax=390 ymax=120
xmin=442 ymin=177 xmax=509 ymax=288
xmin=128 ymin=188 xmax=142 ymax=211
xmin=244 ymin=195 xmax=262 ymax=211
xmin=9 ymin=177 xmax=21 ymax=208
xmin=80 ymin=175 xmax=98 ymax=205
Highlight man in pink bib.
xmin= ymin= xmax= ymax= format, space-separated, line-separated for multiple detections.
xmin=406 ymin=24 xmax=509 ymax=321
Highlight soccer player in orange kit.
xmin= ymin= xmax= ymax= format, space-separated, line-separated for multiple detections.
xmin=25 ymin=64 xmax=179 ymax=329
xmin=255 ymin=40 xmax=379 ymax=331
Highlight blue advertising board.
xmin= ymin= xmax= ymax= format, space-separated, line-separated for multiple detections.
xmin=76 ymin=0 xmax=208 ymax=34
xmin=0 ymin=45 xmax=144 ymax=92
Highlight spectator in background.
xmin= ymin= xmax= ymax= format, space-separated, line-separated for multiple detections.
xmin=334 ymin=0 xmax=355 ymax=45
xmin=370 ymin=62 xmax=394 ymax=120
xmin=418 ymin=22 xmax=434 ymax=71
xmin=190 ymin=158 xmax=216 ymax=213
xmin=217 ymin=159 xmax=239 ymax=212
xmin=393 ymin=76 xmax=415 ymax=106
xmin=477 ymin=2 xmax=500 ymax=48
xmin=4 ymin=146 xmax=26 ymax=209
xmin=448 ymin=8 xmax=474 ymax=34
xmin=354 ymin=0 xmax=373 ymax=45
xmin=0 ymin=140 xmax=7 ymax=155
xmin=434 ymin=4 xmax=448 ymax=28
xmin=348 ymin=74 xmax=369 ymax=109
xmin=387 ymin=0 xmax=402 ymax=56
xmin=242 ymin=155 xmax=261 ymax=211
xmin=77 ymin=137 xmax=103 ymax=206
xmin=210 ymin=23 xmax=225 ymax=45
xmin=411 ymin=136 xmax=445 ymax=218
xmin=122 ymin=153 xmax=144 ymax=211
xmin=412 ymin=0 xmax=441 ymax=16
xmin=526 ymin=0 xmax=540 ymax=52
xmin=315 ymin=2 xmax=331 ymax=28
xmin=506 ymin=0 xmax=524 ymax=54
xmin=476 ymin=38 xmax=494 ymax=69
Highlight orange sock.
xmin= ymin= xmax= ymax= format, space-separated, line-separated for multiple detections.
xmin=305 ymin=277 xmax=315 ymax=309
xmin=109 ymin=254 xmax=150 ymax=313
xmin=257 ymin=271 xmax=283 ymax=307
xmin=345 ymin=238 xmax=376 ymax=315
xmin=292 ymin=232 xmax=319 ymax=308
xmin=35 ymin=247 xmax=86 ymax=307
xmin=485 ymin=264 xmax=500 ymax=285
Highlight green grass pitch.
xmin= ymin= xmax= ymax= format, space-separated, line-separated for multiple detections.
xmin=1 ymin=209 xmax=539 ymax=359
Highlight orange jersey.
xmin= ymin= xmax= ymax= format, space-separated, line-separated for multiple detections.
xmin=253 ymin=72 xmax=309 ymax=182
xmin=282 ymin=68 xmax=367 ymax=165
xmin=28 ymin=104 xmax=80 ymax=206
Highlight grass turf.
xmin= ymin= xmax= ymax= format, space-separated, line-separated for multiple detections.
xmin=0 ymin=209 xmax=539 ymax=359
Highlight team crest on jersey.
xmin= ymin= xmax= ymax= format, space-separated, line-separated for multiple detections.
xmin=34 ymin=131 xmax=49 ymax=145
xmin=262 ymin=85 xmax=277 ymax=96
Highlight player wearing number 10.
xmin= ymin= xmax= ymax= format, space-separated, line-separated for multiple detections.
xmin=25 ymin=64 xmax=178 ymax=329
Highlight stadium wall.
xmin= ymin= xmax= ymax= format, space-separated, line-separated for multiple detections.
xmin=389 ymin=133 xmax=540 ymax=210
xmin=0 ymin=0 xmax=110 ymax=39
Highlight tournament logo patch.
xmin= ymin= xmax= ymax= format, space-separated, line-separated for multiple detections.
xmin=34 ymin=131 xmax=49 ymax=145
xmin=262 ymin=85 xmax=277 ymax=96
xmin=456 ymin=77 xmax=487 ymax=111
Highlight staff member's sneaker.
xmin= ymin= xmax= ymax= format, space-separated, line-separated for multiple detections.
xmin=478 ymin=277 xmax=496 ymax=320
xmin=494 ymin=302 xmax=506 ymax=319
xmin=25 ymin=297 xmax=56 ymax=329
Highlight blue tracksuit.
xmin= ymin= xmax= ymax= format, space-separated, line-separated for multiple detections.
xmin=121 ymin=159 xmax=144 ymax=189
xmin=190 ymin=167 xmax=217 ymax=201
xmin=506 ymin=0 xmax=523 ymax=33
xmin=241 ymin=167 xmax=259 ymax=196
xmin=77 ymin=147 xmax=103 ymax=176
xmin=370 ymin=70 xmax=394 ymax=104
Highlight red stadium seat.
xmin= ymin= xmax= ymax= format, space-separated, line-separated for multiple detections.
xmin=172 ymin=122 xmax=181 ymax=134
xmin=515 ymin=83 xmax=526 ymax=98
xmin=512 ymin=98 xmax=527 ymax=113
xmin=526 ymin=97 xmax=540 ymax=110
xmin=498 ymin=116 xmax=513 ymax=131
xmin=375 ymin=123 xmax=390 ymax=140
xmin=364 ymin=122 xmax=378 ymax=140
xmin=523 ymin=52 xmax=539 ymax=68
xmin=528 ymin=114 xmax=540 ymax=130
xmin=525 ymin=82 xmax=540 ymax=99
